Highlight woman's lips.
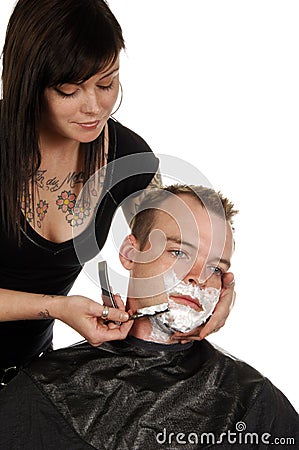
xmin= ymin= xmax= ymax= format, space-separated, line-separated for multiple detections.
xmin=169 ymin=295 xmax=203 ymax=312
xmin=76 ymin=120 xmax=100 ymax=130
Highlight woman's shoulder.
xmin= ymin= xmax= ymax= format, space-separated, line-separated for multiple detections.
xmin=108 ymin=118 xmax=154 ymax=158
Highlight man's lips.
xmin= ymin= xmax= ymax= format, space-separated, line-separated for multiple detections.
xmin=169 ymin=295 xmax=203 ymax=312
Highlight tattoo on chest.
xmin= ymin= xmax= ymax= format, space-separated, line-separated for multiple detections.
xmin=21 ymin=195 xmax=50 ymax=228
xmin=36 ymin=199 xmax=49 ymax=228
xmin=56 ymin=190 xmax=91 ymax=227
xmin=35 ymin=170 xmax=85 ymax=192
xmin=21 ymin=194 xmax=34 ymax=223
xmin=21 ymin=169 xmax=104 ymax=229
xmin=21 ymin=191 xmax=93 ymax=229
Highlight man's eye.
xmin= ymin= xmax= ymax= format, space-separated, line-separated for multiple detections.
xmin=211 ymin=266 xmax=223 ymax=276
xmin=170 ymin=250 xmax=186 ymax=259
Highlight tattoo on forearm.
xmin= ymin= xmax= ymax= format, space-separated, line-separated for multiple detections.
xmin=38 ymin=309 xmax=52 ymax=319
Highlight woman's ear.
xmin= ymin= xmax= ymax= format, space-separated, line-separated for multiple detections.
xmin=119 ymin=235 xmax=140 ymax=270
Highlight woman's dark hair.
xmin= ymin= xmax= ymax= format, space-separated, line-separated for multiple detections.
xmin=0 ymin=0 xmax=125 ymax=235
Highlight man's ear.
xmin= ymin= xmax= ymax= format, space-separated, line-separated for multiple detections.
xmin=119 ymin=235 xmax=140 ymax=270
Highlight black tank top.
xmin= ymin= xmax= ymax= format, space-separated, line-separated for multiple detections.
xmin=0 ymin=119 xmax=159 ymax=367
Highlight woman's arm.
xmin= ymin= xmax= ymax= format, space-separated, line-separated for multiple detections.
xmin=0 ymin=288 xmax=132 ymax=346
xmin=121 ymin=169 xmax=163 ymax=224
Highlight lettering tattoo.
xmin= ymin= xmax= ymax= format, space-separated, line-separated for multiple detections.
xmin=35 ymin=170 xmax=85 ymax=192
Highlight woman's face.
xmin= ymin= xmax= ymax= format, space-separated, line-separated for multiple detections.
xmin=41 ymin=58 xmax=120 ymax=145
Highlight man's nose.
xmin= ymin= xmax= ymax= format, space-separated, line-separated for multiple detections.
xmin=185 ymin=276 xmax=207 ymax=288
xmin=183 ymin=261 xmax=207 ymax=287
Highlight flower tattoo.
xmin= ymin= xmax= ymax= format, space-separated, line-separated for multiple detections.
xmin=56 ymin=190 xmax=77 ymax=213
xmin=56 ymin=190 xmax=91 ymax=227
xmin=66 ymin=203 xmax=91 ymax=227
xmin=21 ymin=189 xmax=92 ymax=229
xmin=36 ymin=199 xmax=49 ymax=228
xmin=21 ymin=194 xmax=34 ymax=223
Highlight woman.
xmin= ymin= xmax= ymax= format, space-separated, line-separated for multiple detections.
xmin=0 ymin=0 xmax=235 ymax=377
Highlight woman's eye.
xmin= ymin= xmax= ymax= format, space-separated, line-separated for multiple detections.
xmin=55 ymin=88 xmax=77 ymax=98
xmin=97 ymin=82 xmax=114 ymax=91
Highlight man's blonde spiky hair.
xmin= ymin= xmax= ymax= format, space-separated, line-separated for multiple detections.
xmin=130 ymin=184 xmax=238 ymax=250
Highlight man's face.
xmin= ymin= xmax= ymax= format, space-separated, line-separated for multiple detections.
xmin=129 ymin=194 xmax=233 ymax=316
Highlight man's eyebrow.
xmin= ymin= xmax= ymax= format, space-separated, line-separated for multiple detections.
xmin=166 ymin=236 xmax=198 ymax=251
xmin=167 ymin=236 xmax=231 ymax=269
xmin=218 ymin=258 xmax=231 ymax=269
xmin=209 ymin=258 xmax=231 ymax=270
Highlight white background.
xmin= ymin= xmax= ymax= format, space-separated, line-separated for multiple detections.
xmin=1 ymin=1 xmax=298 ymax=410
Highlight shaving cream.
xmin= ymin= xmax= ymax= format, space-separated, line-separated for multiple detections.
xmin=149 ymin=286 xmax=220 ymax=338
xmin=135 ymin=303 xmax=169 ymax=316
xmin=148 ymin=270 xmax=221 ymax=342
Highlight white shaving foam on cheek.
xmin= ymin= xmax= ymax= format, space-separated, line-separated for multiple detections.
xmin=157 ymin=289 xmax=220 ymax=333
xmin=148 ymin=271 xmax=221 ymax=341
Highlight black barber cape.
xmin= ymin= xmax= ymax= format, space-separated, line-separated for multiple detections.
xmin=0 ymin=338 xmax=298 ymax=450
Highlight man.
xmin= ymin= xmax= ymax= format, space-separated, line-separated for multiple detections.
xmin=0 ymin=185 xmax=298 ymax=450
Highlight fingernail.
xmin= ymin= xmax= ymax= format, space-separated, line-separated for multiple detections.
xmin=120 ymin=312 xmax=129 ymax=321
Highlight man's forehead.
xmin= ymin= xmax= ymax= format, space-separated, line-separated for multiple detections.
xmin=152 ymin=197 xmax=224 ymax=239
xmin=148 ymin=201 xmax=232 ymax=262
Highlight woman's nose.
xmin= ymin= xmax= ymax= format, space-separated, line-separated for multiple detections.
xmin=81 ymin=93 xmax=101 ymax=115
